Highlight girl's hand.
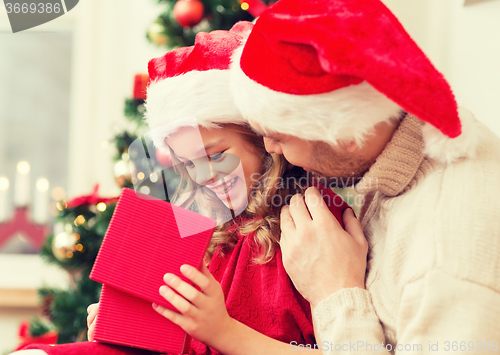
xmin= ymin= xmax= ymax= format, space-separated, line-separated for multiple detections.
xmin=153 ymin=263 xmax=232 ymax=348
xmin=87 ymin=302 xmax=99 ymax=341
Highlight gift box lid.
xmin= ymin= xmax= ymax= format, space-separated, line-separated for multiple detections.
xmin=90 ymin=188 xmax=216 ymax=310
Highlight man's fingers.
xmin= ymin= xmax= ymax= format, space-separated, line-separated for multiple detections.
xmin=304 ymin=187 xmax=337 ymax=224
xmin=280 ymin=205 xmax=295 ymax=235
xmin=288 ymin=193 xmax=312 ymax=226
xmin=343 ymin=208 xmax=366 ymax=246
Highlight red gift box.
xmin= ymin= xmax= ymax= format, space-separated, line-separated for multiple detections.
xmin=90 ymin=188 xmax=216 ymax=354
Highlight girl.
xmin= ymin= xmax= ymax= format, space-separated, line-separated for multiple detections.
xmin=15 ymin=22 xmax=350 ymax=355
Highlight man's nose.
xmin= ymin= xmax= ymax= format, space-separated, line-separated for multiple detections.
xmin=263 ymin=137 xmax=283 ymax=155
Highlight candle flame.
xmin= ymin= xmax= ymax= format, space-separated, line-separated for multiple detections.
xmin=17 ymin=161 xmax=30 ymax=175
xmin=36 ymin=178 xmax=50 ymax=192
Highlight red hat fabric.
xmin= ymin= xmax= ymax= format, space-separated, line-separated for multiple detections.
xmin=231 ymin=0 xmax=479 ymax=163
xmin=145 ymin=21 xmax=254 ymax=147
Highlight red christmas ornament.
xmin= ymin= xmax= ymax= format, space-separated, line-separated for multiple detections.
xmin=133 ymin=74 xmax=149 ymax=100
xmin=173 ymin=0 xmax=205 ymax=28
xmin=155 ymin=147 xmax=172 ymax=168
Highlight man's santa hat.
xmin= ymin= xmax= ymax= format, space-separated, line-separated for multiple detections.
xmin=230 ymin=0 xmax=479 ymax=164
xmin=145 ymin=21 xmax=254 ymax=147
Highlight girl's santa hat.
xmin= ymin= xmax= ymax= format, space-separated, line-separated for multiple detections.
xmin=145 ymin=21 xmax=254 ymax=147
xmin=230 ymin=0 xmax=479 ymax=164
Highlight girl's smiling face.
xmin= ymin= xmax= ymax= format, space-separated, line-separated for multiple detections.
xmin=166 ymin=125 xmax=263 ymax=213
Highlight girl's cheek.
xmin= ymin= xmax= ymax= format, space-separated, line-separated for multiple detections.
xmin=214 ymin=162 xmax=236 ymax=177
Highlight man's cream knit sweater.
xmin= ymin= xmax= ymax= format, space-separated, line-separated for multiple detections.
xmin=313 ymin=114 xmax=500 ymax=354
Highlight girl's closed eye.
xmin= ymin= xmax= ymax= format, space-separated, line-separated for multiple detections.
xmin=182 ymin=151 xmax=225 ymax=168
xmin=209 ymin=151 xmax=225 ymax=162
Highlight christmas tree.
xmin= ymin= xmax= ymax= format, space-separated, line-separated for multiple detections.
xmin=146 ymin=0 xmax=271 ymax=48
xmin=15 ymin=0 xmax=271 ymax=348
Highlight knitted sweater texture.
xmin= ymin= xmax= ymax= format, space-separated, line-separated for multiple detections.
xmin=313 ymin=114 xmax=500 ymax=354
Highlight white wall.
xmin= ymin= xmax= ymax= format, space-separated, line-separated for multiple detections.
xmin=448 ymin=0 xmax=500 ymax=135
xmin=67 ymin=0 xmax=166 ymax=198
xmin=382 ymin=0 xmax=500 ymax=137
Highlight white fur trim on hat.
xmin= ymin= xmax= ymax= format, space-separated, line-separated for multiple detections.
xmin=422 ymin=107 xmax=480 ymax=164
xmin=230 ymin=45 xmax=402 ymax=147
xmin=145 ymin=69 xmax=244 ymax=147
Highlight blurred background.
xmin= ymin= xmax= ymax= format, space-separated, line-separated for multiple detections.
xmin=0 ymin=0 xmax=499 ymax=352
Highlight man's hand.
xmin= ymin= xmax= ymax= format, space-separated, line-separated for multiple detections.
xmin=87 ymin=302 xmax=99 ymax=341
xmin=280 ymin=187 xmax=368 ymax=308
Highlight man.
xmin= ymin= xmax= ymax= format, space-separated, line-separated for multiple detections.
xmin=230 ymin=0 xmax=500 ymax=353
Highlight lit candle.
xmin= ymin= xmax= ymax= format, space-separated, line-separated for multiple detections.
xmin=33 ymin=178 xmax=50 ymax=224
xmin=15 ymin=161 xmax=30 ymax=207
xmin=0 ymin=176 xmax=9 ymax=222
